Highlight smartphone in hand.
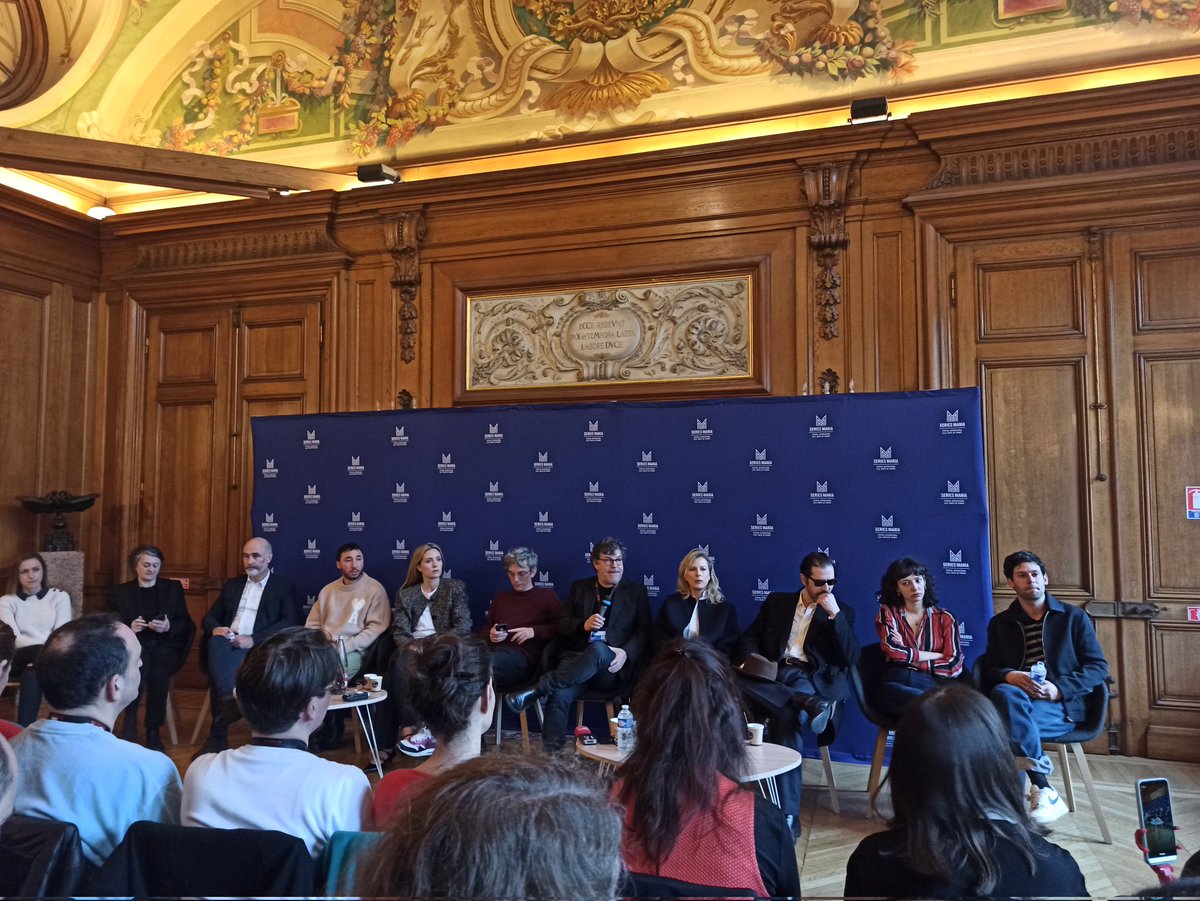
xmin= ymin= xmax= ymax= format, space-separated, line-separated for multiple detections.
xmin=1136 ymin=777 xmax=1177 ymax=866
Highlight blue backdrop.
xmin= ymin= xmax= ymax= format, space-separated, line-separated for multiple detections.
xmin=250 ymin=389 xmax=991 ymax=762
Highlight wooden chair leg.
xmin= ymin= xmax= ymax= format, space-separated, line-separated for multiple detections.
xmin=350 ymin=710 xmax=362 ymax=754
xmin=165 ymin=684 xmax=180 ymax=746
xmin=190 ymin=693 xmax=211 ymax=745
xmin=1070 ymin=742 xmax=1113 ymax=844
xmin=820 ymin=745 xmax=840 ymax=814
xmin=519 ymin=709 xmax=530 ymax=753
xmin=575 ymin=701 xmax=584 ymax=729
xmin=866 ymin=728 xmax=889 ymax=817
xmin=1055 ymin=744 xmax=1076 ymax=810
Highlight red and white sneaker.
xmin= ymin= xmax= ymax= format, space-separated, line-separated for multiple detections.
xmin=398 ymin=727 xmax=436 ymax=757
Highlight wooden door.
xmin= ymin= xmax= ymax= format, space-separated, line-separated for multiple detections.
xmin=952 ymin=233 xmax=1119 ymax=751
xmin=1106 ymin=224 xmax=1200 ymax=761
xmin=952 ymin=226 xmax=1200 ymax=760
xmin=141 ymin=299 xmax=322 ymax=685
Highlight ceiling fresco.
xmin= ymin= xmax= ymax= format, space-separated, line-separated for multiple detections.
xmin=0 ymin=0 xmax=1197 ymax=205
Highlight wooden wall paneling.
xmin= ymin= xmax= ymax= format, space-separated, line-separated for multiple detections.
xmin=340 ymin=262 xmax=395 ymax=410
xmin=231 ymin=299 xmax=324 ymax=565
xmin=0 ymin=290 xmax=48 ymax=566
xmin=978 ymin=358 xmax=1094 ymax=595
xmin=854 ymin=220 xmax=918 ymax=392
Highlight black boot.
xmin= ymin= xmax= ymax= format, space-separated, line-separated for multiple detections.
xmin=795 ymin=693 xmax=832 ymax=735
xmin=506 ymin=687 xmax=543 ymax=713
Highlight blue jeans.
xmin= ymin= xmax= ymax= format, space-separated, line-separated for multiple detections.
xmin=990 ymin=683 xmax=1074 ymax=775
xmin=877 ymin=668 xmax=947 ymax=721
xmin=538 ymin=643 xmax=621 ymax=751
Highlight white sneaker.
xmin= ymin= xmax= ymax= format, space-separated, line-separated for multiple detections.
xmin=398 ymin=727 xmax=436 ymax=757
xmin=1029 ymin=785 xmax=1068 ymax=824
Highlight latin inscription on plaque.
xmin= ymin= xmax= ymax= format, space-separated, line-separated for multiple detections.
xmin=466 ymin=274 xmax=753 ymax=391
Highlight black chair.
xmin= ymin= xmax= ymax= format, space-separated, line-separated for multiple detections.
xmin=849 ymin=643 xmax=900 ymax=812
xmin=87 ymin=820 xmax=316 ymax=897
xmin=973 ymin=660 xmax=1113 ymax=844
xmin=622 ymin=870 xmax=758 ymax=898
xmin=0 ymin=814 xmax=90 ymax=897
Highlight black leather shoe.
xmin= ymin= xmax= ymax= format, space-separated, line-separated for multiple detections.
xmin=506 ymin=688 xmax=542 ymax=713
xmin=804 ymin=697 xmax=832 ymax=735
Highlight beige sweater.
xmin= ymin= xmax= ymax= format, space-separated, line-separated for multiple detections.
xmin=305 ymin=574 xmax=390 ymax=652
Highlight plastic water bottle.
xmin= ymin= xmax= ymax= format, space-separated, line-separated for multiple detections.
xmin=616 ymin=704 xmax=635 ymax=752
xmin=1030 ymin=661 xmax=1046 ymax=685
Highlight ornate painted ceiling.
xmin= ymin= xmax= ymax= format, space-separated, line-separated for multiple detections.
xmin=1 ymin=0 xmax=1197 ymax=212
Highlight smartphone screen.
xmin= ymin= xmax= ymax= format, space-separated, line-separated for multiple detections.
xmin=1137 ymin=778 xmax=1177 ymax=865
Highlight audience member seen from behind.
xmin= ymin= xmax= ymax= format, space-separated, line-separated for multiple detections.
xmin=652 ymin=548 xmax=740 ymax=658
xmin=358 ymin=751 xmax=622 ymax=901
xmin=844 ymin=683 xmax=1087 ymax=899
xmin=615 ymin=639 xmax=801 ymax=898
xmin=107 ymin=545 xmax=195 ymax=750
xmin=0 ymin=554 xmax=73 ymax=725
xmin=182 ymin=626 xmax=371 ymax=857
xmin=10 ymin=614 xmax=182 ymax=866
xmin=373 ymin=633 xmax=494 ymax=824
xmin=484 ymin=547 xmax=561 ymax=691
xmin=386 ymin=542 xmax=472 ymax=760
xmin=0 ymin=734 xmax=15 ymax=827
xmin=874 ymin=557 xmax=963 ymax=719
xmin=0 ymin=623 xmax=20 ymax=738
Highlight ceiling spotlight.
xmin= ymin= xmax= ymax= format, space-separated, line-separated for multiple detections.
xmin=356 ymin=163 xmax=401 ymax=184
xmin=848 ymin=97 xmax=890 ymax=125
xmin=86 ymin=204 xmax=116 ymax=220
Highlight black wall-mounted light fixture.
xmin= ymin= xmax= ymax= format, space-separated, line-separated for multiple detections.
xmin=356 ymin=163 xmax=402 ymax=184
xmin=848 ymin=97 xmax=890 ymax=124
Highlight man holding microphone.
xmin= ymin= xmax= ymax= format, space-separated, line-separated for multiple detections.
xmin=507 ymin=537 xmax=650 ymax=752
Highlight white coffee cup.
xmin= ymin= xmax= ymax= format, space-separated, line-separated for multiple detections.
xmin=747 ymin=722 xmax=765 ymax=746
xmin=363 ymin=673 xmax=383 ymax=691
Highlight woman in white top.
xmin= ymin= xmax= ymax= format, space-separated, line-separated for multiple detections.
xmin=0 ymin=553 xmax=73 ymax=724
xmin=385 ymin=543 xmax=472 ymax=760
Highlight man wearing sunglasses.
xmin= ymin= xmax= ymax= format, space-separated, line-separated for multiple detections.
xmin=735 ymin=550 xmax=859 ymax=839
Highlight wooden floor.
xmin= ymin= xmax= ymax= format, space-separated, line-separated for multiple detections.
xmin=6 ymin=687 xmax=1198 ymax=898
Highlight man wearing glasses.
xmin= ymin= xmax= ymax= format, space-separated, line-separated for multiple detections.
xmin=735 ymin=550 xmax=859 ymax=839
xmin=485 ymin=547 xmax=562 ymax=692
xmin=507 ymin=537 xmax=649 ymax=752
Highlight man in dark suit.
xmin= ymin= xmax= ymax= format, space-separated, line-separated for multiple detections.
xmin=735 ymin=550 xmax=858 ymax=836
xmin=195 ymin=537 xmax=301 ymax=756
xmin=507 ymin=537 xmax=650 ymax=752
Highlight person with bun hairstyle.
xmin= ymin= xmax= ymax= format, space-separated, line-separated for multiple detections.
xmin=844 ymin=683 xmax=1087 ymax=898
xmin=373 ymin=633 xmax=494 ymax=823
xmin=874 ymin=557 xmax=962 ymax=719
xmin=615 ymin=639 xmax=800 ymax=897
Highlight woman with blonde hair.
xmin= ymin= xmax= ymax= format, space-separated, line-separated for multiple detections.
xmin=386 ymin=542 xmax=471 ymax=759
xmin=652 ymin=548 xmax=739 ymax=657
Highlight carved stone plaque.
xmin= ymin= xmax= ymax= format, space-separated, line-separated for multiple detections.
xmin=465 ymin=274 xmax=754 ymax=392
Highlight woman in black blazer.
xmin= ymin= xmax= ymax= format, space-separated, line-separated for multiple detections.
xmin=653 ymin=549 xmax=739 ymax=659
xmin=108 ymin=544 xmax=195 ymax=749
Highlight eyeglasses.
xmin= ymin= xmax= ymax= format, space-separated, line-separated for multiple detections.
xmin=809 ymin=578 xmax=837 ymax=587
xmin=597 ymin=556 xmax=623 ymax=566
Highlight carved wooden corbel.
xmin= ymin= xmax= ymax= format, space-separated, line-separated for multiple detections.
xmin=384 ymin=211 xmax=427 ymax=364
xmin=800 ymin=162 xmax=851 ymax=340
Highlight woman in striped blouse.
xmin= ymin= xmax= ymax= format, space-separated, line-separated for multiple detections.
xmin=875 ymin=558 xmax=963 ymax=719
